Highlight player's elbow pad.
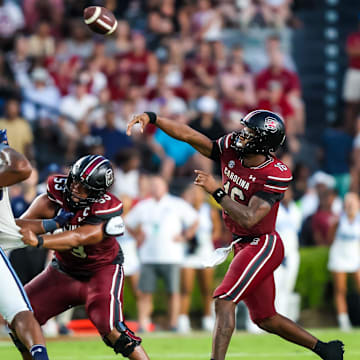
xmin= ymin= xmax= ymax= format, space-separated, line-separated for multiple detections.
xmin=104 ymin=216 xmax=125 ymax=237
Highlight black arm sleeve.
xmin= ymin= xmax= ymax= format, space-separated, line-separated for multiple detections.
xmin=255 ymin=191 xmax=284 ymax=207
xmin=210 ymin=141 xmax=221 ymax=161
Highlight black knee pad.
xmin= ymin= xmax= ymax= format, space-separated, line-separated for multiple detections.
xmin=103 ymin=322 xmax=142 ymax=357
xmin=9 ymin=332 xmax=28 ymax=353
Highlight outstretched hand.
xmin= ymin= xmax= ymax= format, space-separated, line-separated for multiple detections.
xmin=194 ymin=170 xmax=219 ymax=194
xmin=126 ymin=113 xmax=151 ymax=136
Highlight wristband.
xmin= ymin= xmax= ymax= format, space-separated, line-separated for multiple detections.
xmin=145 ymin=112 xmax=157 ymax=124
xmin=42 ymin=219 xmax=58 ymax=233
xmin=212 ymin=188 xmax=227 ymax=204
xmin=0 ymin=143 xmax=9 ymax=151
xmin=36 ymin=235 xmax=44 ymax=248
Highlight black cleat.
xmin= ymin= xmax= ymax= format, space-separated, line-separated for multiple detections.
xmin=323 ymin=340 xmax=345 ymax=360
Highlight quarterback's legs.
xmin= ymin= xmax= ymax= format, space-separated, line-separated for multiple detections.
xmin=85 ymin=264 xmax=149 ymax=359
xmin=211 ymin=234 xmax=283 ymax=360
xmin=0 ymin=248 xmax=48 ymax=360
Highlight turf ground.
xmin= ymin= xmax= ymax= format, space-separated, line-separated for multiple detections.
xmin=0 ymin=329 xmax=358 ymax=359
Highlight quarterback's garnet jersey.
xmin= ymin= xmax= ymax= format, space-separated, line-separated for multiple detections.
xmin=46 ymin=175 xmax=123 ymax=275
xmin=213 ymin=133 xmax=292 ymax=237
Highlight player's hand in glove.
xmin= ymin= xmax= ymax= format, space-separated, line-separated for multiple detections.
xmin=53 ymin=209 xmax=74 ymax=227
xmin=42 ymin=209 xmax=74 ymax=233
xmin=0 ymin=129 xmax=9 ymax=146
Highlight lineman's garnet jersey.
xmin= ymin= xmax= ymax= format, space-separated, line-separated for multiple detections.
xmin=46 ymin=175 xmax=123 ymax=275
xmin=213 ymin=133 xmax=292 ymax=237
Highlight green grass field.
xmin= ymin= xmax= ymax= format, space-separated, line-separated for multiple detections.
xmin=0 ymin=329 xmax=358 ymax=360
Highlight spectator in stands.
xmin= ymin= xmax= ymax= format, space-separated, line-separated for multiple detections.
xmin=328 ymin=192 xmax=360 ymax=331
xmin=116 ymin=194 xmax=141 ymax=315
xmin=274 ymin=186 xmax=301 ymax=320
xmin=150 ymin=106 xmax=196 ymax=182
xmin=147 ymin=0 xmax=177 ymax=48
xmin=65 ymin=19 xmax=94 ymax=59
xmin=189 ymin=94 xmax=225 ymax=173
xmin=190 ymin=95 xmax=224 ymax=140
xmin=256 ymin=50 xmax=304 ymax=135
xmin=123 ymin=31 xmax=159 ymax=86
xmin=0 ymin=0 xmax=24 ymax=51
xmin=191 ymin=0 xmax=223 ymax=41
xmin=59 ymin=75 xmax=98 ymax=123
xmin=350 ymin=115 xmax=360 ymax=193
xmin=178 ymin=184 xmax=222 ymax=333
xmin=257 ymin=80 xmax=295 ymax=131
xmin=112 ymin=148 xmax=141 ymax=199
xmin=219 ymin=58 xmax=256 ymax=106
xmin=0 ymin=98 xmax=34 ymax=161
xmin=27 ymin=21 xmax=55 ymax=58
xmin=20 ymin=67 xmax=61 ymax=123
xmin=0 ymin=50 xmax=18 ymax=101
xmin=183 ymin=41 xmax=217 ymax=88
xmin=106 ymin=19 xmax=132 ymax=56
xmin=23 ymin=0 xmax=64 ymax=33
xmin=292 ymin=161 xmax=311 ymax=201
xmin=320 ymin=125 xmax=353 ymax=198
xmin=343 ymin=17 xmax=360 ymax=135
xmin=91 ymin=105 xmax=133 ymax=161
xmin=6 ymin=35 xmax=32 ymax=82
xmin=221 ymin=84 xmax=253 ymax=132
xmin=299 ymin=171 xmax=342 ymax=223
xmin=261 ymin=0 xmax=293 ymax=29
xmin=311 ymin=188 xmax=339 ymax=246
xmin=125 ymin=175 xmax=198 ymax=332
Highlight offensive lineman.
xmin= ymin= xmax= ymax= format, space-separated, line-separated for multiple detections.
xmin=16 ymin=155 xmax=150 ymax=360
xmin=0 ymin=129 xmax=51 ymax=360
xmin=127 ymin=110 xmax=344 ymax=360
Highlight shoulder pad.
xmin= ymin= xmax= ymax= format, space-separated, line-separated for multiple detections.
xmin=215 ymin=133 xmax=233 ymax=154
xmin=91 ymin=192 xmax=123 ymax=220
xmin=104 ymin=216 xmax=125 ymax=236
xmin=47 ymin=175 xmax=66 ymax=205
xmin=263 ymin=161 xmax=293 ymax=194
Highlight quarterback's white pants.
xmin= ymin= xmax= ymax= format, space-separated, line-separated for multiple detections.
xmin=0 ymin=247 xmax=32 ymax=324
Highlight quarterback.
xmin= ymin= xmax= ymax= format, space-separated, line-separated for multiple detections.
xmin=15 ymin=155 xmax=150 ymax=360
xmin=127 ymin=110 xmax=344 ymax=360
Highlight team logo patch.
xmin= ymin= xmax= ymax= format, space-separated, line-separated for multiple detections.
xmin=228 ymin=160 xmax=235 ymax=169
xmin=264 ymin=117 xmax=278 ymax=133
xmin=105 ymin=168 xmax=114 ymax=187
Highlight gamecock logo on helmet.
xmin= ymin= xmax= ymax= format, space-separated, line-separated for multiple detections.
xmin=105 ymin=168 xmax=114 ymax=187
xmin=264 ymin=117 xmax=278 ymax=133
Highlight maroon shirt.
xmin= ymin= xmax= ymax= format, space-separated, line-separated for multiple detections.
xmin=213 ymin=134 xmax=292 ymax=237
xmin=47 ymin=175 xmax=123 ymax=275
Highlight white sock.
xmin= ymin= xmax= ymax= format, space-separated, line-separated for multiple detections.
xmin=338 ymin=313 xmax=352 ymax=331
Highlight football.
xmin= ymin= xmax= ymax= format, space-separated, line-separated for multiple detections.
xmin=83 ymin=6 xmax=118 ymax=36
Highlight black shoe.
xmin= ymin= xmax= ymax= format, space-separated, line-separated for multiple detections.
xmin=323 ymin=340 xmax=344 ymax=360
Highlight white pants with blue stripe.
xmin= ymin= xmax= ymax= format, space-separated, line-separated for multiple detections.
xmin=0 ymin=247 xmax=32 ymax=324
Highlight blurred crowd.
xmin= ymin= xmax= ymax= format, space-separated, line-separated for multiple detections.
xmin=0 ymin=0 xmax=360 ymax=335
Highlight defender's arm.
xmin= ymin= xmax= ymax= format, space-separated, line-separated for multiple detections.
xmin=20 ymin=223 xmax=103 ymax=251
xmin=16 ymin=193 xmax=61 ymax=234
xmin=0 ymin=147 xmax=32 ymax=187
xmin=127 ymin=113 xmax=213 ymax=158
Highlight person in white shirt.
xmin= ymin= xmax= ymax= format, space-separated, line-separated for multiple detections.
xmin=59 ymin=77 xmax=98 ymax=122
xmin=125 ymin=175 xmax=198 ymax=331
xmin=178 ymin=184 xmax=222 ymax=333
xmin=328 ymin=192 xmax=360 ymax=331
xmin=274 ymin=186 xmax=301 ymax=320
